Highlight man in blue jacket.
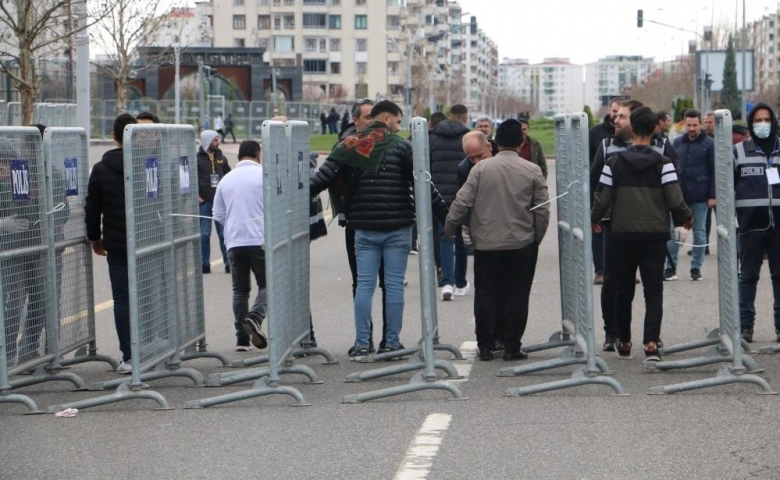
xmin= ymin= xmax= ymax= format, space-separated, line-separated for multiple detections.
xmin=666 ymin=109 xmax=715 ymax=281
xmin=734 ymin=103 xmax=780 ymax=343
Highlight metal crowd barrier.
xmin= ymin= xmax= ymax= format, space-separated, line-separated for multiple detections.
xmin=186 ymin=120 xmax=331 ymax=409
xmin=6 ymin=102 xmax=21 ymax=126
xmin=342 ymin=117 xmax=465 ymax=403
xmin=0 ymin=101 xmax=6 ymax=126
xmin=500 ymin=113 xmax=625 ymax=396
xmin=647 ymin=110 xmax=775 ymax=394
xmin=48 ymin=124 xmax=215 ymax=412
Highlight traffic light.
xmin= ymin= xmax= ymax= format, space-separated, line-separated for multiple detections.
xmin=637 ymin=9 xmax=643 ymax=28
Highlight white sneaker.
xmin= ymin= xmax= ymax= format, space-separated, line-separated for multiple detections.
xmin=117 ymin=360 xmax=132 ymax=374
xmin=440 ymin=285 xmax=454 ymax=301
xmin=454 ymin=281 xmax=471 ymax=296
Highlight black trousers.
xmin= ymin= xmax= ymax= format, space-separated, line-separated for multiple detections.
xmin=600 ymin=220 xmax=618 ymax=338
xmin=345 ymin=227 xmax=387 ymax=346
xmin=612 ymin=239 xmax=666 ymax=345
xmin=473 ymin=243 xmax=538 ymax=354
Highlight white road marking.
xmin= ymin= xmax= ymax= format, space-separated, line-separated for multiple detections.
xmin=451 ymin=341 xmax=476 ymax=383
xmin=394 ymin=413 xmax=453 ymax=480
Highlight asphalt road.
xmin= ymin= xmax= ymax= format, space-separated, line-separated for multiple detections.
xmin=1 ymin=143 xmax=780 ymax=479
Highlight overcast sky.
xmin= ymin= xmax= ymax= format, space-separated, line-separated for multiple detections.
xmin=455 ymin=0 xmax=780 ymax=65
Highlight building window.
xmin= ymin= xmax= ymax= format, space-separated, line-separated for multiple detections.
xmin=303 ymin=0 xmax=326 ymax=3
xmin=304 ymin=59 xmax=327 ymax=73
xmin=387 ymin=61 xmax=398 ymax=74
xmin=257 ymin=38 xmax=269 ymax=48
xmin=386 ymin=38 xmax=399 ymax=52
xmin=284 ymin=0 xmax=294 ymax=4
xmin=356 ymin=62 xmax=367 ymax=74
xmin=319 ymin=38 xmax=327 ymax=52
xmin=356 ymin=38 xmax=367 ymax=52
xmin=354 ymin=15 xmax=367 ymax=29
xmin=274 ymin=15 xmax=281 ymax=29
xmin=302 ymin=13 xmax=327 ymax=28
xmin=355 ymin=83 xmax=368 ymax=97
xmin=234 ymin=0 xmax=245 ymax=4
xmin=330 ymin=38 xmax=341 ymax=51
xmin=283 ymin=14 xmax=295 ymax=29
xmin=387 ymin=0 xmax=405 ymax=5
xmin=234 ymin=38 xmax=245 ymax=47
xmin=387 ymin=15 xmax=400 ymax=30
xmin=258 ymin=15 xmax=271 ymax=29
xmin=305 ymin=38 xmax=318 ymax=52
xmin=274 ymin=36 xmax=294 ymax=52
xmin=331 ymin=0 xmax=340 ymax=4
xmin=328 ymin=14 xmax=341 ymax=29
xmin=330 ymin=62 xmax=341 ymax=74
xmin=356 ymin=0 xmax=366 ymax=4
xmin=258 ymin=0 xmax=268 ymax=4
xmin=233 ymin=15 xmax=246 ymax=29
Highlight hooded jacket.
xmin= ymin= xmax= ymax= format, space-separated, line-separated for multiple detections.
xmin=733 ymin=102 xmax=780 ymax=233
xmin=429 ymin=120 xmax=471 ymax=205
xmin=85 ymin=148 xmax=128 ymax=253
xmin=673 ymin=129 xmax=715 ymax=203
xmin=197 ymin=146 xmax=231 ymax=203
xmin=591 ymin=145 xmax=692 ymax=241
xmin=589 ymin=114 xmax=614 ymax=163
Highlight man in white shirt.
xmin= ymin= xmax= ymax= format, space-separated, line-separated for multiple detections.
xmin=212 ymin=140 xmax=268 ymax=351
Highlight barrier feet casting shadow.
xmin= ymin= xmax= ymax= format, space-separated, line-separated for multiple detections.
xmin=88 ymin=360 xmax=205 ymax=391
xmin=185 ymin=377 xmax=310 ymax=408
xmin=47 ymin=382 xmax=172 ymax=412
xmin=342 ymin=371 xmax=467 ymax=403
xmin=504 ymin=367 xmax=628 ymax=397
xmin=59 ymin=344 xmax=119 ymax=371
xmin=648 ymin=366 xmax=776 ymax=395
xmin=0 ymin=390 xmax=43 ymax=414
xmin=179 ymin=339 xmax=231 ymax=367
xmin=207 ymin=364 xmax=320 ymax=387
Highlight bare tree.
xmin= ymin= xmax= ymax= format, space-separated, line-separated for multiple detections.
xmin=328 ymin=84 xmax=349 ymax=103
xmin=0 ymin=0 xmax=112 ymax=124
xmin=91 ymin=0 xmax=185 ymax=113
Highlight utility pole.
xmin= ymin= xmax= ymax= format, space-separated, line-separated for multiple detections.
xmin=174 ymin=45 xmax=181 ymax=124
xmin=74 ymin=0 xmax=89 ymax=138
xmin=740 ymin=0 xmax=747 ymax=122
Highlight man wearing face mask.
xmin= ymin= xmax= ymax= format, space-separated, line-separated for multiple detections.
xmin=733 ymin=103 xmax=780 ymax=344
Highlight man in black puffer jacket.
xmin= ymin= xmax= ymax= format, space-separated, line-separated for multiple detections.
xmin=429 ymin=104 xmax=470 ymax=301
xmin=311 ymin=100 xmax=449 ymax=359
xmin=85 ymin=113 xmax=138 ymax=373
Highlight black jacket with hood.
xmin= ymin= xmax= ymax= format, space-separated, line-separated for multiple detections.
xmin=733 ymin=102 xmax=780 ymax=233
xmin=429 ymin=120 xmax=471 ymax=205
xmin=589 ymin=114 xmax=614 ymax=163
xmin=591 ymin=145 xmax=691 ymax=241
xmin=85 ymin=148 xmax=128 ymax=253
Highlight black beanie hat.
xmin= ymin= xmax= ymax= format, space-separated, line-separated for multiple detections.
xmin=494 ymin=119 xmax=524 ymax=148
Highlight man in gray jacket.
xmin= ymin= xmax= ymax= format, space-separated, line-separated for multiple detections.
xmin=444 ymin=119 xmax=550 ymax=361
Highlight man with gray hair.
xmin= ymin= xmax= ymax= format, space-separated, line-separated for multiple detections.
xmin=474 ymin=115 xmax=498 ymax=155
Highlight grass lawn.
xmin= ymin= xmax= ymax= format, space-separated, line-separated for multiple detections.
xmin=310 ymin=120 xmax=556 ymax=157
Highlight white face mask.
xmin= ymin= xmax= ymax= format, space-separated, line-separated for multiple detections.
xmin=754 ymin=122 xmax=772 ymax=139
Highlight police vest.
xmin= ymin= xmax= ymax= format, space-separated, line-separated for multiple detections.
xmin=602 ymin=137 xmax=666 ymax=158
xmin=733 ymin=138 xmax=780 ymax=233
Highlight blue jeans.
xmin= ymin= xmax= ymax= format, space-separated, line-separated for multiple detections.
xmin=354 ymin=226 xmax=411 ymax=348
xmin=667 ymin=202 xmax=708 ymax=271
xmin=107 ymin=252 xmax=131 ymax=362
xmin=437 ymin=221 xmax=455 ymax=286
xmin=199 ymin=201 xmax=228 ymax=267
xmin=739 ymin=230 xmax=780 ymax=330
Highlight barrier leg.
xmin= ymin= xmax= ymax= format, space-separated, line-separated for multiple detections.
xmin=60 ymin=344 xmax=120 ymax=371
xmin=231 ymin=353 xmax=270 ymax=368
xmin=184 ymin=377 xmax=309 ymax=408
xmin=649 ymin=367 xmax=776 ymax=395
xmin=346 ymin=359 xmax=461 ymax=383
xmin=209 ymin=364 xmax=320 ymax=387
xmin=0 ymin=390 xmax=42 ymax=414
xmin=47 ymin=382 xmax=172 ymax=412
xmin=504 ymin=368 xmax=628 ymax=396
xmin=521 ymin=331 xmax=575 ymax=354
xmin=342 ymin=372 xmax=466 ymax=403
xmin=9 ymin=366 xmax=86 ymax=391
xmin=658 ymin=329 xmax=720 ymax=355
xmin=290 ymin=346 xmax=339 ymax=365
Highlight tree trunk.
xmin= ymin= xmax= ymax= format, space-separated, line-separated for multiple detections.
xmin=115 ymin=79 xmax=128 ymax=114
xmin=18 ymin=46 xmax=36 ymax=125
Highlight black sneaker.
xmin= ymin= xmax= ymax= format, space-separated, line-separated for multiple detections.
xmin=615 ymin=340 xmax=632 ymax=359
xmin=644 ymin=341 xmax=661 ymax=361
xmin=236 ymin=338 xmax=251 ymax=352
xmin=741 ymin=327 xmax=754 ymax=343
xmin=491 ymin=340 xmax=506 ymax=354
xmin=664 ymin=268 xmax=677 ymax=281
xmin=241 ymin=316 xmax=268 ymax=349
xmin=690 ymin=268 xmax=702 ymax=281
xmin=502 ymin=350 xmax=528 ymax=361
xmin=478 ymin=349 xmax=494 ymax=361
xmin=202 ymin=264 xmax=211 ymax=274
xmin=603 ymin=336 xmax=617 ymax=352
xmin=377 ymin=344 xmax=406 ymax=356
xmin=348 ymin=345 xmax=370 ymax=360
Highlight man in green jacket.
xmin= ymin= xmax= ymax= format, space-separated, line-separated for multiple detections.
xmin=519 ymin=118 xmax=548 ymax=179
xmin=591 ymin=106 xmax=692 ymax=362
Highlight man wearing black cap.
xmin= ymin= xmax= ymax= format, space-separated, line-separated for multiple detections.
xmin=444 ymin=119 xmax=550 ymax=361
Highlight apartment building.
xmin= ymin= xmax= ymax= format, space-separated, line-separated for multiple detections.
xmin=744 ymin=11 xmax=780 ymax=96
xmin=584 ymin=55 xmax=655 ymax=110
xmin=201 ymin=0 xmax=498 ymax=110
xmin=499 ymin=57 xmax=584 ymax=118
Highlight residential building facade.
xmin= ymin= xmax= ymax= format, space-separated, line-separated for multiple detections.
xmin=499 ymin=57 xmax=584 ymax=118
xmin=584 ymin=55 xmax=655 ymax=110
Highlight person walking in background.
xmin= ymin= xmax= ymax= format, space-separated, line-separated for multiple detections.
xmin=518 ymin=118 xmax=548 ymax=179
xmin=85 ymin=113 xmax=139 ymax=374
xmin=341 ymin=109 xmax=350 ymax=132
xmin=327 ymin=107 xmax=340 ymax=134
xmin=223 ymin=113 xmax=237 ymax=143
xmin=429 ymin=104 xmax=471 ymax=301
xmin=666 ymin=109 xmax=715 ymax=281
xmin=445 ymin=119 xmax=549 ymax=362
xmin=320 ymin=110 xmax=328 ymax=135
xmin=591 ymin=106 xmax=692 ymax=362
xmin=734 ymin=103 xmax=780 ymax=344
xmin=214 ymin=114 xmax=224 ymax=138
xmin=197 ymin=130 xmax=231 ymax=274
xmin=212 ymin=140 xmax=268 ymax=352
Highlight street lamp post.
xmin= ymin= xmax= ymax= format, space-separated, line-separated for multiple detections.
xmin=740 ymin=0 xmax=747 ymax=122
